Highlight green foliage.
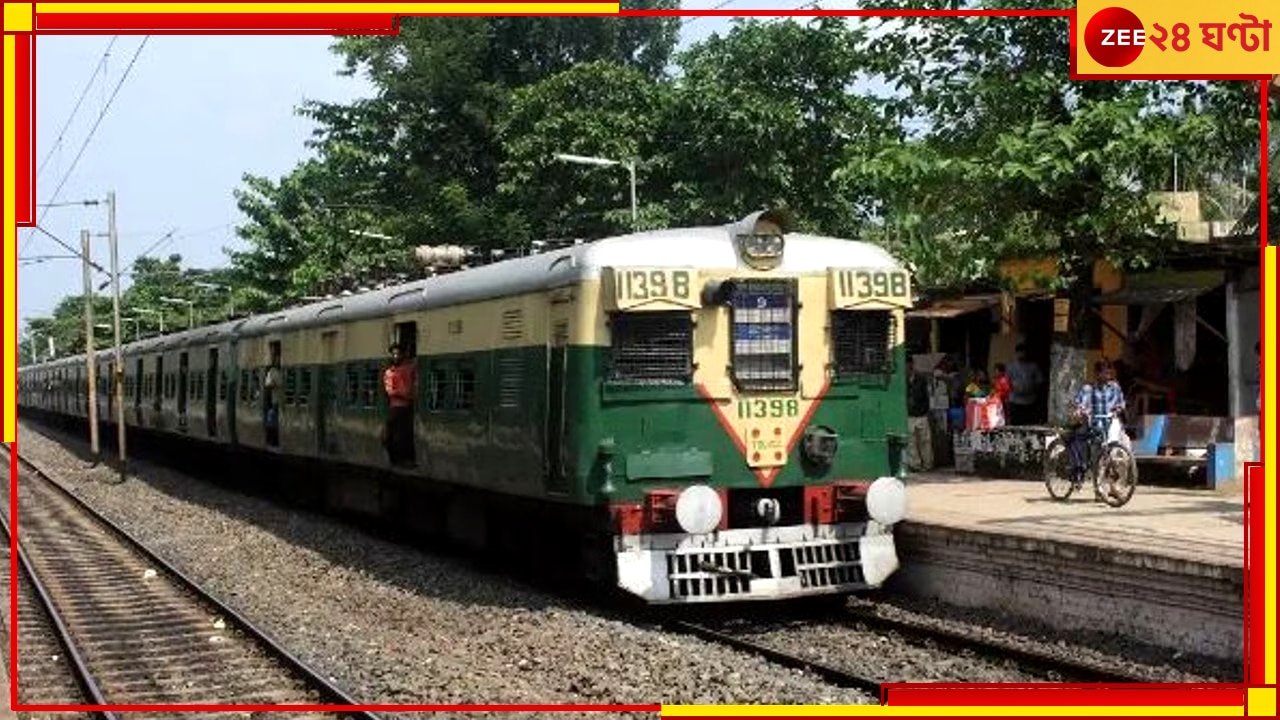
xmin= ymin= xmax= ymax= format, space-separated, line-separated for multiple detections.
xmin=32 ymin=8 xmax=1262 ymax=342
xmin=659 ymin=17 xmax=897 ymax=233
xmin=852 ymin=0 xmax=1258 ymax=301
xmin=498 ymin=61 xmax=670 ymax=240
xmin=229 ymin=9 xmax=680 ymax=302
xmin=19 ymin=253 xmax=241 ymax=360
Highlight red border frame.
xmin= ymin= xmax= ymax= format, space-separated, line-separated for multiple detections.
xmin=4 ymin=3 xmax=1270 ymax=715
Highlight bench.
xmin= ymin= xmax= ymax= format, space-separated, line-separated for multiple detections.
xmin=1128 ymin=415 xmax=1235 ymax=488
xmin=958 ymin=425 xmax=1058 ymax=480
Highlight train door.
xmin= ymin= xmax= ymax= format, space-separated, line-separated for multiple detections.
xmin=152 ymin=356 xmax=164 ymax=426
xmin=391 ymin=321 xmax=418 ymax=464
xmin=265 ymin=340 xmax=281 ymax=447
xmin=317 ymin=330 xmax=339 ymax=454
xmin=227 ymin=338 xmax=239 ymax=445
xmin=206 ymin=347 xmax=219 ymax=437
xmin=177 ymin=351 xmax=189 ymax=431
xmin=544 ymin=310 xmax=571 ymax=494
xmin=133 ymin=358 xmax=143 ymax=425
xmin=104 ymin=360 xmax=113 ymax=421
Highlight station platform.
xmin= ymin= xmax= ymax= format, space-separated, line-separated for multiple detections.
xmin=889 ymin=472 xmax=1245 ymax=666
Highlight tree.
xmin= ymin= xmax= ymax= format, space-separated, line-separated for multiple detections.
xmin=659 ymin=17 xmax=896 ymax=233
xmin=298 ymin=6 xmax=681 ymax=246
xmin=229 ymin=7 xmax=682 ymax=299
xmin=497 ymin=61 xmax=671 ymax=240
xmin=854 ymin=0 xmax=1249 ymax=418
xmin=228 ymin=162 xmax=415 ymax=305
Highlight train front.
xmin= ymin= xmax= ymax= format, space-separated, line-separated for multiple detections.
xmin=589 ymin=210 xmax=912 ymax=604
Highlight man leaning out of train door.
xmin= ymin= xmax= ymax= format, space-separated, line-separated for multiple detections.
xmin=263 ymin=345 xmax=282 ymax=447
xmin=383 ymin=343 xmax=417 ymax=468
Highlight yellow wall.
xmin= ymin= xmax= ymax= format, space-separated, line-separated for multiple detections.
xmin=991 ymin=258 xmax=1128 ymax=371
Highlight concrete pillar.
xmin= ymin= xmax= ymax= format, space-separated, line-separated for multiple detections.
xmin=1228 ymin=267 xmax=1261 ymax=480
xmin=1227 ymin=278 xmax=1241 ymax=421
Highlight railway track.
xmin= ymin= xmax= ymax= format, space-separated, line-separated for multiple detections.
xmin=839 ymin=605 xmax=1150 ymax=684
xmin=1 ymin=443 xmax=380 ymax=718
xmin=665 ymin=599 xmax=1152 ymax=695
xmin=664 ymin=619 xmax=884 ymax=697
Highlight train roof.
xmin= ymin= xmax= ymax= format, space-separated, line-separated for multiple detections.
xmin=236 ymin=226 xmax=903 ymax=336
xmin=19 ymin=221 xmax=904 ymax=370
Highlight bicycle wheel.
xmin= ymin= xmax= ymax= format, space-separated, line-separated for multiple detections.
xmin=1095 ymin=443 xmax=1138 ymax=508
xmin=1043 ymin=437 xmax=1077 ymax=501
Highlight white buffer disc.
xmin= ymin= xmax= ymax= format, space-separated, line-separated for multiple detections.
xmin=865 ymin=476 xmax=908 ymax=526
xmin=675 ymin=485 xmax=723 ymax=535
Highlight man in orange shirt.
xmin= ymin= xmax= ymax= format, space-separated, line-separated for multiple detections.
xmin=383 ymin=343 xmax=417 ymax=467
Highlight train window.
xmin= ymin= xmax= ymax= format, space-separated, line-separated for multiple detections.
xmin=607 ymin=312 xmax=693 ymax=386
xmin=298 ymin=368 xmax=311 ymax=407
xmin=831 ymin=310 xmax=895 ymax=377
xmin=284 ymin=369 xmax=297 ymax=406
xmin=455 ymin=363 xmax=476 ymax=410
xmin=250 ymin=370 xmax=261 ymax=403
xmin=345 ymin=366 xmax=359 ymax=406
xmin=219 ymin=370 xmax=229 ymax=401
xmin=729 ymin=279 xmax=797 ymax=392
xmin=361 ymin=365 xmax=379 ymax=408
xmin=239 ymin=371 xmax=249 ymax=402
xmin=427 ymin=366 xmax=449 ymax=411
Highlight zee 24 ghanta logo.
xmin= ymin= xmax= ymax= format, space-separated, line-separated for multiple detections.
xmin=1084 ymin=6 xmax=1272 ymax=67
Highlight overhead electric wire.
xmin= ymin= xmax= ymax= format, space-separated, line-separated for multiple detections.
xmin=29 ymin=225 xmax=108 ymax=275
xmin=22 ymin=36 xmax=150 ymax=257
xmin=680 ymin=0 xmax=742 ymax=28
xmin=110 ymin=221 xmax=231 ymax=283
xmin=35 ymin=37 xmax=119 ymax=180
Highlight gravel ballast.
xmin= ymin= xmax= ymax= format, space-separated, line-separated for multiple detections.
xmin=9 ymin=420 xmax=1234 ymax=719
xmin=11 ymin=424 xmax=876 ymax=715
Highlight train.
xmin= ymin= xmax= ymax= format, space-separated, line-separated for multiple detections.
xmin=17 ymin=209 xmax=913 ymax=604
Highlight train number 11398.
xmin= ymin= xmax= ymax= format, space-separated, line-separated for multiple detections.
xmin=611 ymin=268 xmax=698 ymax=309
xmin=831 ymin=268 xmax=911 ymax=307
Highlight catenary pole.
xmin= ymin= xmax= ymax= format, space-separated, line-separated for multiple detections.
xmin=108 ymin=191 xmax=127 ymax=473
xmin=82 ymin=230 xmax=99 ymax=457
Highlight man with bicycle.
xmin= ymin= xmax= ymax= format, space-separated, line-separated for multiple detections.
xmin=1068 ymin=359 xmax=1128 ymax=497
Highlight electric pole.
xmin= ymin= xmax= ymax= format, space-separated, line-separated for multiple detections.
xmin=108 ymin=190 xmax=127 ymax=474
xmin=82 ymin=230 xmax=100 ymax=458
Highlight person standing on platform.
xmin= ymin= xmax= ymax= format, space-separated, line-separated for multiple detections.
xmin=992 ymin=363 xmax=1012 ymax=405
xmin=1006 ymin=344 xmax=1042 ymax=425
xmin=906 ymin=356 xmax=933 ymax=471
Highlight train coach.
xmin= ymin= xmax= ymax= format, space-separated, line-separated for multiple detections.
xmin=18 ymin=209 xmax=913 ymax=604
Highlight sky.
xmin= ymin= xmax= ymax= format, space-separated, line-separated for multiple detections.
xmin=16 ymin=1 xmax=866 ymax=328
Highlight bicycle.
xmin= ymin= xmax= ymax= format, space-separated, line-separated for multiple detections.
xmin=1043 ymin=414 xmax=1139 ymax=508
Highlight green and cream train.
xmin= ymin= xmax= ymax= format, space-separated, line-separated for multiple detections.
xmin=17 ymin=210 xmax=912 ymax=604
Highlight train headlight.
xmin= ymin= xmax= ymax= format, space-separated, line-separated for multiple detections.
xmin=731 ymin=208 xmax=794 ymax=270
xmin=675 ymin=484 xmax=723 ymax=535
xmin=865 ymin=476 xmax=908 ymax=526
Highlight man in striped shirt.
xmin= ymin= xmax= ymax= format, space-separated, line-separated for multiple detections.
xmin=1067 ymin=359 xmax=1127 ymax=486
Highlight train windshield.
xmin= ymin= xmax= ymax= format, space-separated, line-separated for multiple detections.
xmin=729 ymin=279 xmax=797 ymax=392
